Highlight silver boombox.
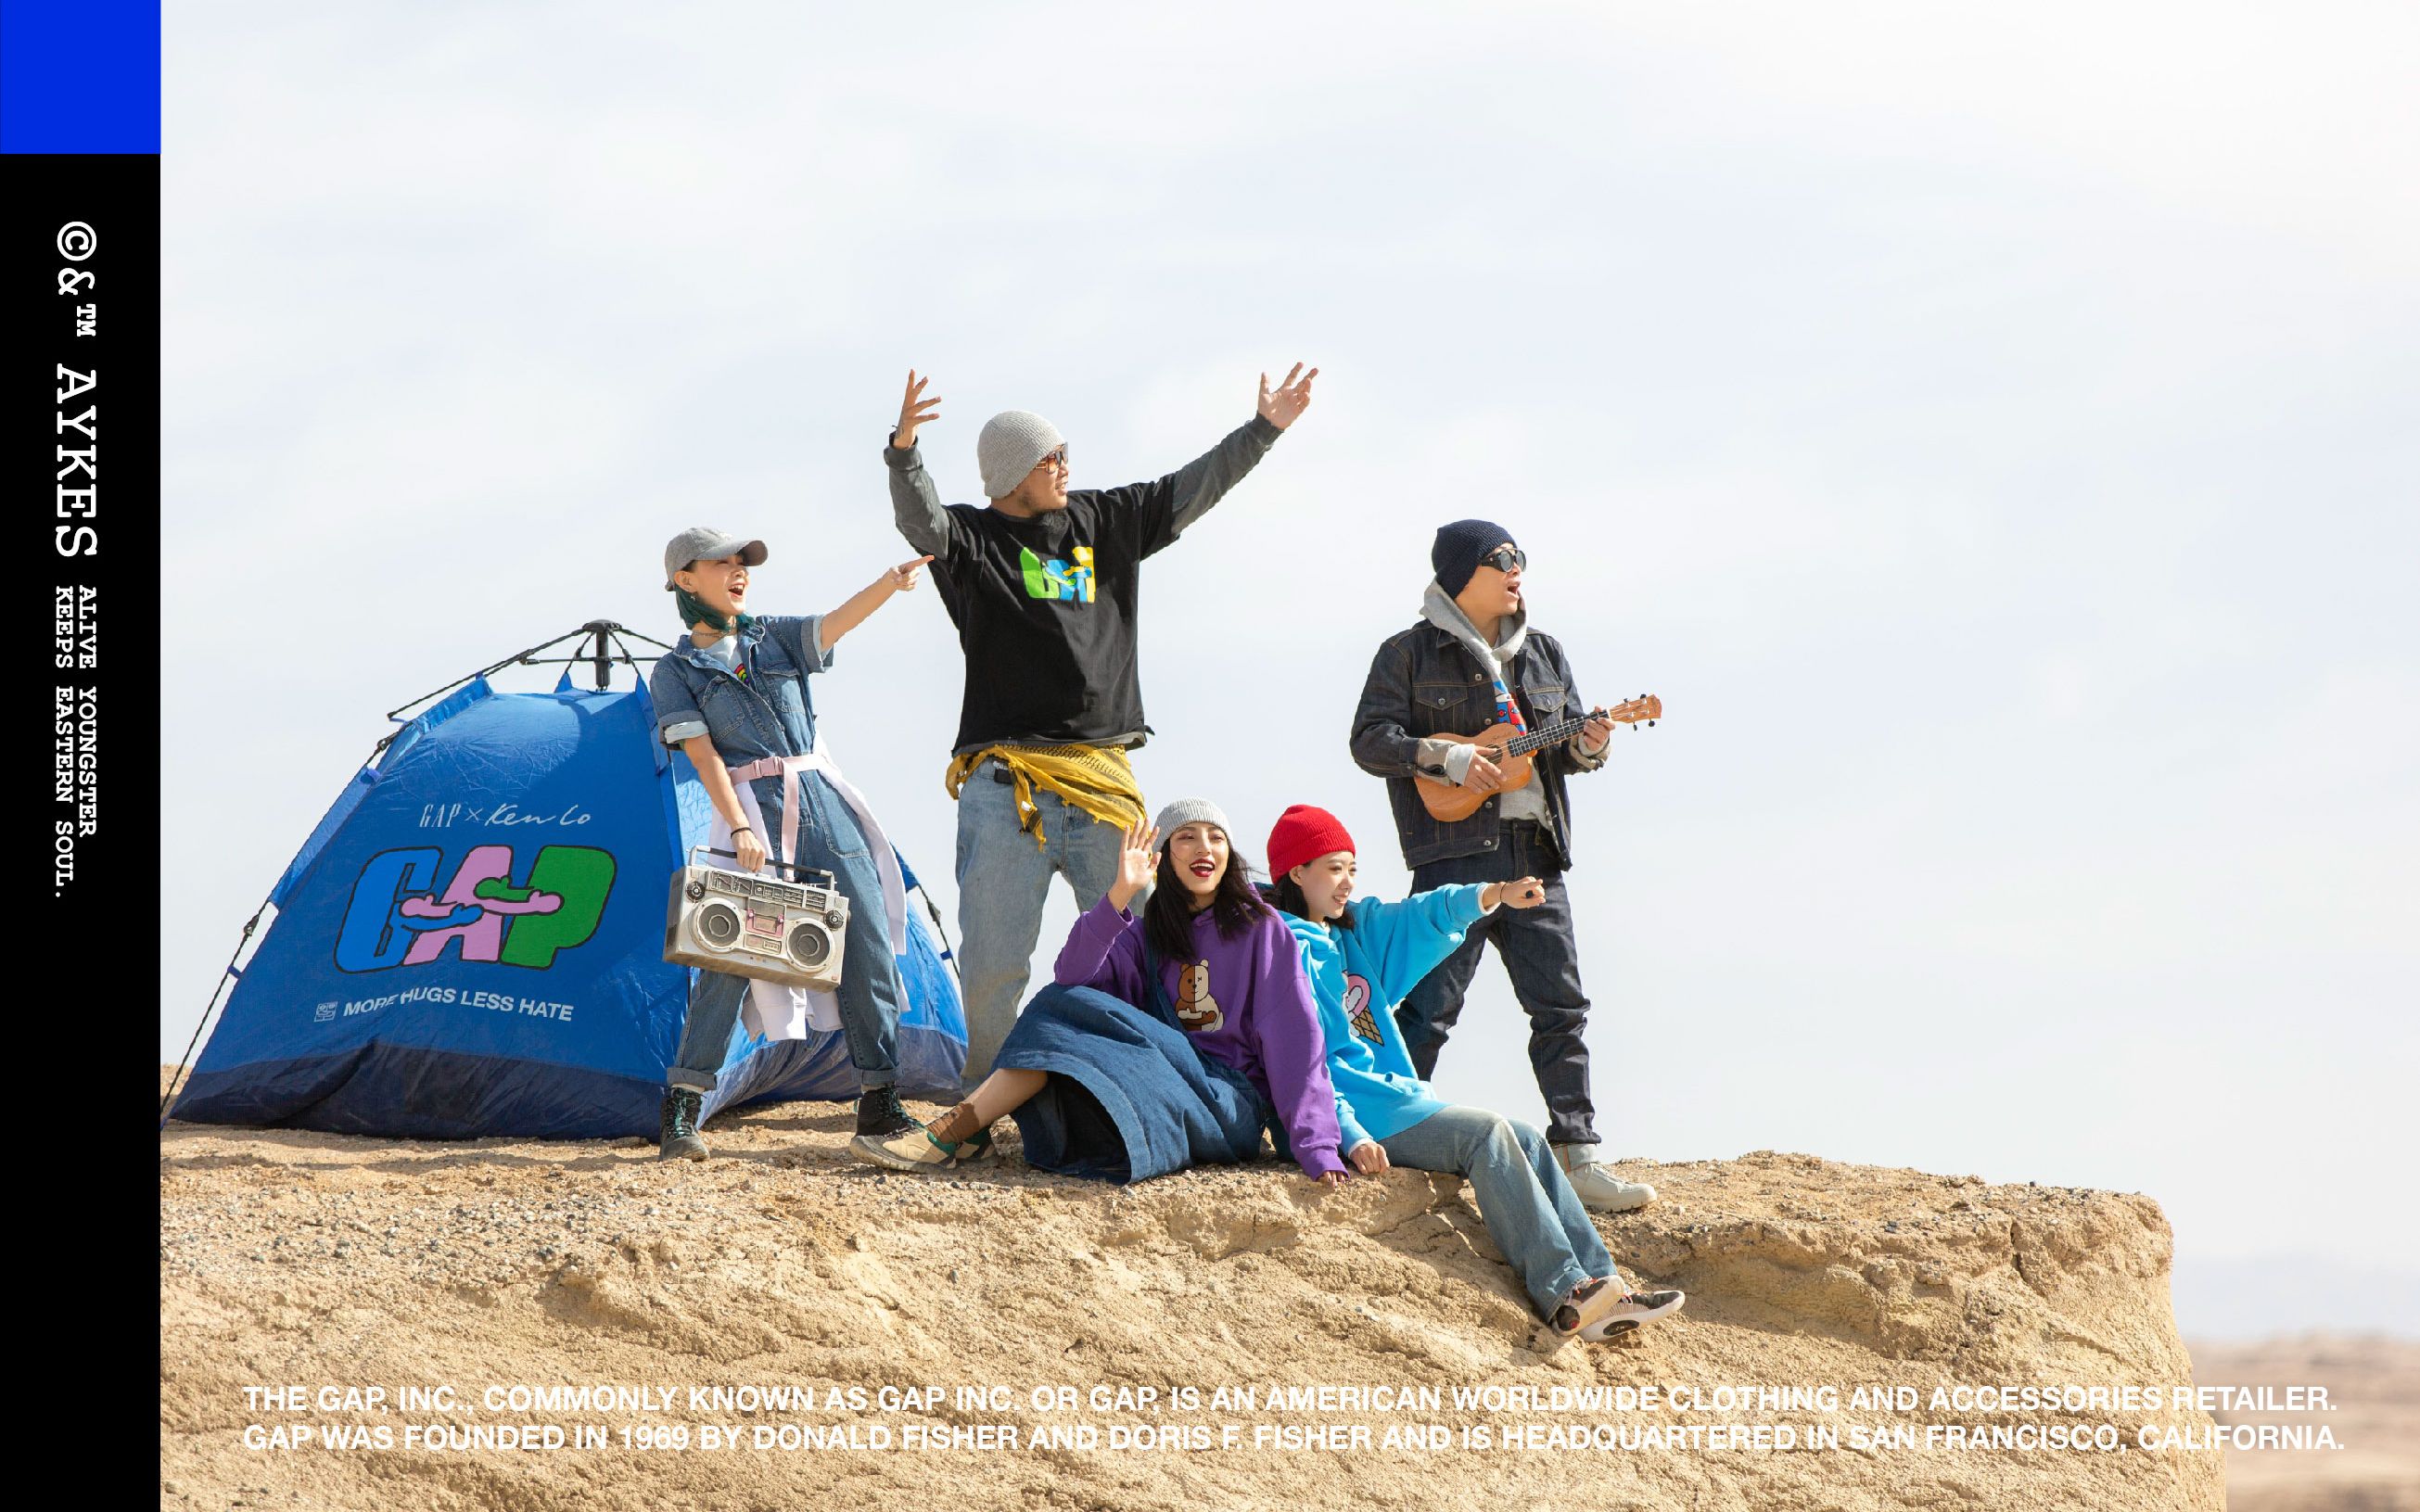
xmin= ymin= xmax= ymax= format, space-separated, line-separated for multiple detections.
xmin=664 ymin=846 xmax=848 ymax=991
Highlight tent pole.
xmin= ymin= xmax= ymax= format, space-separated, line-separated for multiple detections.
xmin=381 ymin=625 xmax=594 ymax=725
xmin=914 ymin=884 xmax=965 ymax=993
xmin=159 ymin=901 xmax=269 ymax=1128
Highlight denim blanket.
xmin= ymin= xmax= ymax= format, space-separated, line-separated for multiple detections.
xmin=996 ymin=983 xmax=1271 ymax=1183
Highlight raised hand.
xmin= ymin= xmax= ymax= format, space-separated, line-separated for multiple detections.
xmin=1256 ymin=362 xmax=1318 ymax=429
xmin=893 ymin=370 xmax=943 ymax=451
xmin=887 ymin=553 xmax=936 ymax=591
xmin=1105 ymin=819 xmax=1161 ymax=914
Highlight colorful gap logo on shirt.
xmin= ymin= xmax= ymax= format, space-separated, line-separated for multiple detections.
xmin=333 ymin=844 xmax=617 ymax=972
xmin=1020 ymin=545 xmax=1095 ymax=603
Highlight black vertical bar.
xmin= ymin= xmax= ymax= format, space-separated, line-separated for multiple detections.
xmin=16 ymin=154 xmax=160 ymax=936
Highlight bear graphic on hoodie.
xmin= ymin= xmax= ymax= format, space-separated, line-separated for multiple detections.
xmin=1174 ymin=960 xmax=1225 ymax=1034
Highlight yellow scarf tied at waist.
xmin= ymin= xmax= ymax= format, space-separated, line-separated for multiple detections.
xmin=944 ymin=743 xmax=1146 ymax=851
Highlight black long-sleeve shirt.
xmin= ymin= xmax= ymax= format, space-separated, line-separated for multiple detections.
xmin=886 ymin=413 xmax=1281 ymax=752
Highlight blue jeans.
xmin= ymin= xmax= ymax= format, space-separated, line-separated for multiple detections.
xmin=669 ymin=773 xmax=904 ymax=1094
xmin=1396 ymin=820 xmax=1598 ymax=1146
xmin=953 ymin=761 xmax=1128 ymax=1083
xmin=1379 ymin=1104 xmax=1614 ymax=1318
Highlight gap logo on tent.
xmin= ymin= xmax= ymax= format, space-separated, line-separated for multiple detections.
xmin=334 ymin=844 xmax=618 ymax=973
xmin=1019 ymin=545 xmax=1094 ymax=603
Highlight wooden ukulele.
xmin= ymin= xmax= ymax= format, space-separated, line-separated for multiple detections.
xmin=1417 ymin=694 xmax=1662 ymax=822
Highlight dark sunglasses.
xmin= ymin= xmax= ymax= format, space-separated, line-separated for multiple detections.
xmin=1037 ymin=446 xmax=1069 ymax=472
xmin=1479 ymin=546 xmax=1526 ymax=573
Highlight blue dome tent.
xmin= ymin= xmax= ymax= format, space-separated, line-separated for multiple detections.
xmin=168 ymin=623 xmax=966 ymax=1139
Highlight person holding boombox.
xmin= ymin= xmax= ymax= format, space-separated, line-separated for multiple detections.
xmin=648 ymin=527 xmax=933 ymax=1164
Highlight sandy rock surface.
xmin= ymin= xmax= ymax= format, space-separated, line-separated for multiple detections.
xmin=161 ymin=1070 xmax=2226 ymax=1511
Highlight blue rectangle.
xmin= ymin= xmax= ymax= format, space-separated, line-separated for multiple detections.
xmin=1 ymin=0 xmax=161 ymax=154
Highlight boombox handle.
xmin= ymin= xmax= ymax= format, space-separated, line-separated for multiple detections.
xmin=688 ymin=845 xmax=837 ymax=892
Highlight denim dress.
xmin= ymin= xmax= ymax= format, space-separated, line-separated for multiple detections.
xmin=648 ymin=615 xmax=904 ymax=1091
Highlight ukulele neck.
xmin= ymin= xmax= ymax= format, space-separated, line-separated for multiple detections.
xmin=1503 ymin=713 xmax=1593 ymax=757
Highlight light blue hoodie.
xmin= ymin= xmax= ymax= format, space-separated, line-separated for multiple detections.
xmin=1279 ymin=884 xmax=1493 ymax=1150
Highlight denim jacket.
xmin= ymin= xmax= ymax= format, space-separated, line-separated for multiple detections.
xmin=645 ymin=614 xmax=833 ymax=764
xmin=1348 ymin=620 xmax=1607 ymax=871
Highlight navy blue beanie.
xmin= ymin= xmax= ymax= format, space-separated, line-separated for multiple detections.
xmin=1432 ymin=518 xmax=1516 ymax=596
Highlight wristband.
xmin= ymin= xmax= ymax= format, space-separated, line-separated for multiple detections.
xmin=731 ymin=825 xmax=755 ymax=837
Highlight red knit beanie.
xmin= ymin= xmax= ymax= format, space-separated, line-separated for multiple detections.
xmin=1266 ymin=805 xmax=1357 ymax=881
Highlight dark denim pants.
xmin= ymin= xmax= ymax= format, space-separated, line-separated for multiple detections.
xmin=1395 ymin=820 xmax=1598 ymax=1146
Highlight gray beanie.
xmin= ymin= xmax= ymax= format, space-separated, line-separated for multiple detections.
xmin=976 ymin=410 xmax=1066 ymax=500
xmin=1153 ymin=797 xmax=1233 ymax=843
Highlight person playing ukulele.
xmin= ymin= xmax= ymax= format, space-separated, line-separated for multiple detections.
xmin=1346 ymin=520 xmax=1656 ymax=1213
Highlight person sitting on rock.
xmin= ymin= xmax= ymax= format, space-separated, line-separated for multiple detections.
xmin=859 ymin=800 xmax=1350 ymax=1188
xmin=1263 ymin=802 xmax=1686 ymax=1344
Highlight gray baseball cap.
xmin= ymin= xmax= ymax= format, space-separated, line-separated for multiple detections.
xmin=662 ymin=527 xmax=768 ymax=591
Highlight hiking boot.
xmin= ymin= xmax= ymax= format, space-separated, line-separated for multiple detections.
xmin=657 ymin=1086 xmax=707 ymax=1162
xmin=853 ymin=1086 xmax=920 ymax=1139
xmin=1582 ymin=1288 xmax=1687 ymax=1340
xmin=1554 ymin=1144 xmax=1657 ymax=1213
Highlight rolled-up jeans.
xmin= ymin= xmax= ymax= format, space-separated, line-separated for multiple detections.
xmin=669 ymin=773 xmax=904 ymax=1093
xmin=1377 ymin=1104 xmax=1615 ymax=1318
xmin=953 ymin=761 xmax=1128 ymax=1084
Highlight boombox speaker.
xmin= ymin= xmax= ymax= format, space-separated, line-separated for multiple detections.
xmin=664 ymin=846 xmax=848 ymax=991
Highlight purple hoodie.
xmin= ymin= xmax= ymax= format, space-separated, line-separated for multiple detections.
xmin=1054 ymin=896 xmax=1347 ymax=1178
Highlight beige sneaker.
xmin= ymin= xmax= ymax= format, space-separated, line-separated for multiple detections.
xmin=1555 ymin=1145 xmax=1657 ymax=1213
xmin=850 ymin=1124 xmax=958 ymax=1173
xmin=850 ymin=1099 xmax=988 ymax=1175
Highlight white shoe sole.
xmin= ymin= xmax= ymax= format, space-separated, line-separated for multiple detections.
xmin=1584 ymin=1290 xmax=1687 ymax=1340
xmin=1574 ymin=1181 xmax=1656 ymax=1213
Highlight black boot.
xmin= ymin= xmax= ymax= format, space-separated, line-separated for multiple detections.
xmin=853 ymin=1086 xmax=920 ymax=1139
xmin=658 ymin=1086 xmax=707 ymax=1162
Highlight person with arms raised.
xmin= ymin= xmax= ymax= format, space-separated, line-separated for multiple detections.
xmin=884 ymin=365 xmax=1317 ymax=1086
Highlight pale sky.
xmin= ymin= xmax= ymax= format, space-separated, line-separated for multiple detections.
xmin=161 ymin=2 xmax=2418 ymax=1338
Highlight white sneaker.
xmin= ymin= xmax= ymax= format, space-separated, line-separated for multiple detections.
xmin=1582 ymin=1288 xmax=1687 ymax=1340
xmin=1556 ymin=1145 xmax=1657 ymax=1213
